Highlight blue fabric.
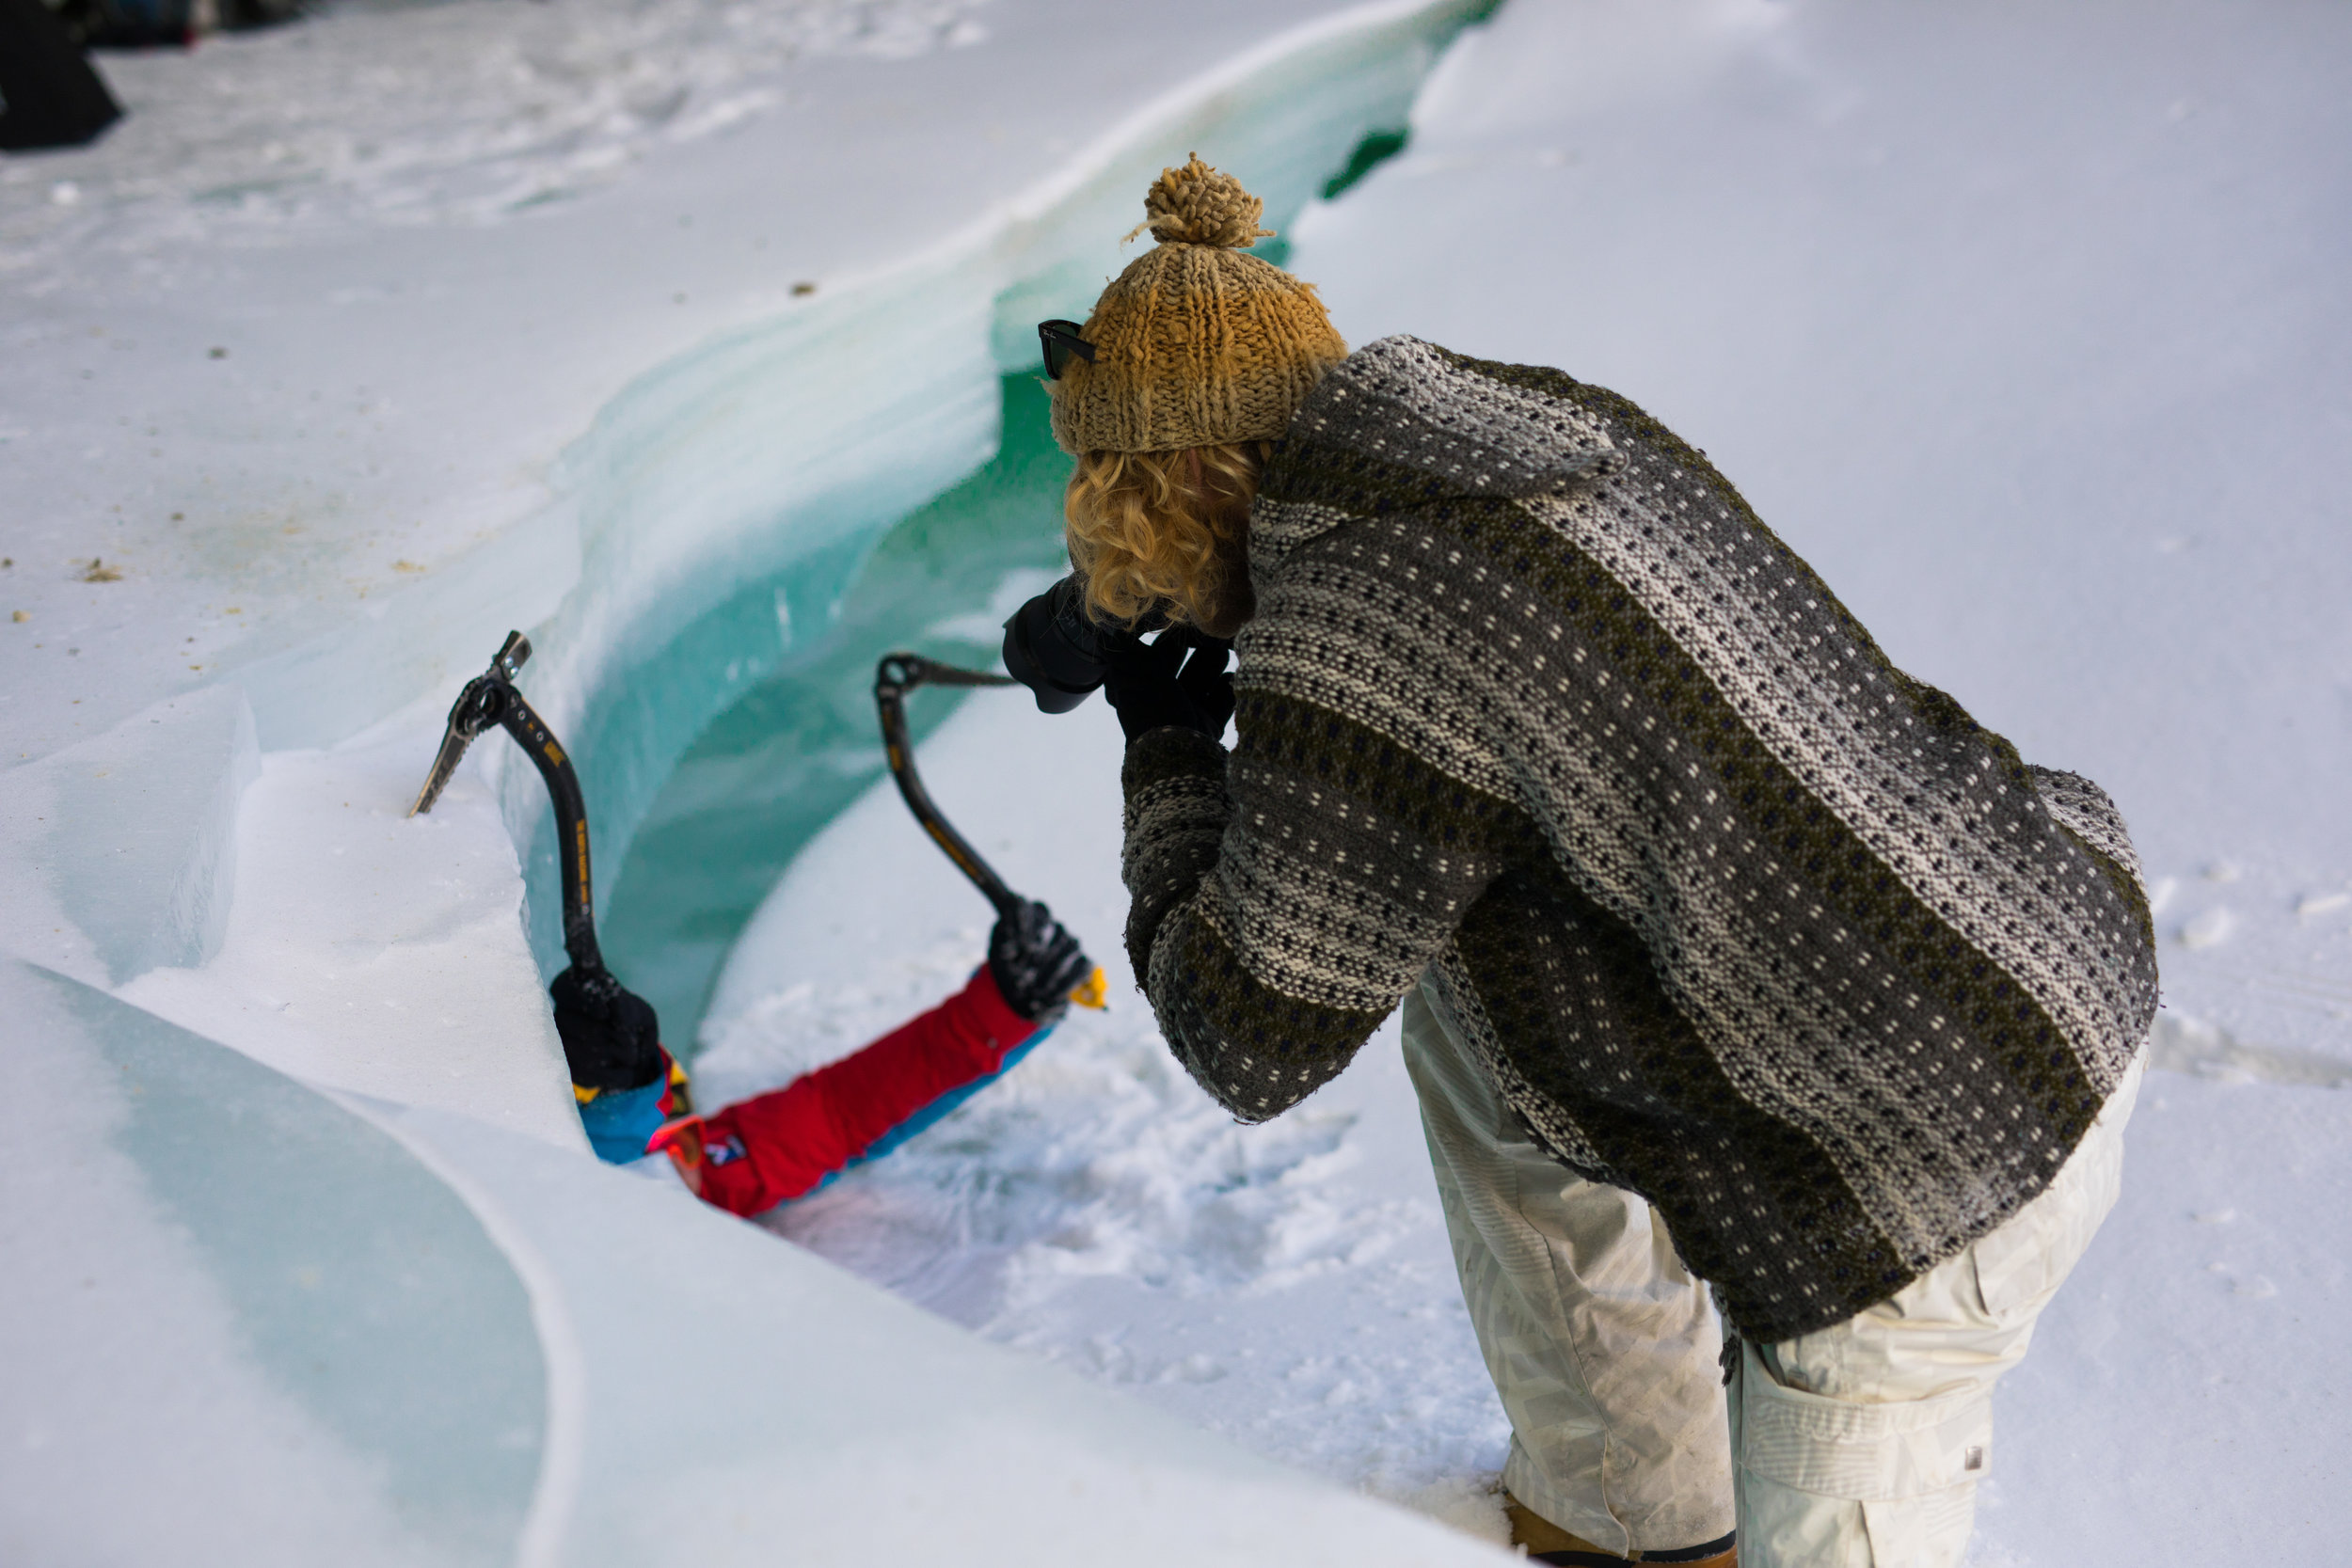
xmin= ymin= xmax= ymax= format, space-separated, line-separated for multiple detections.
xmin=579 ymin=1077 xmax=669 ymax=1164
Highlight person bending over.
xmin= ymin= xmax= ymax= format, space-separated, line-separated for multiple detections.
xmin=1020 ymin=157 xmax=2155 ymax=1568
xmin=558 ymin=901 xmax=1089 ymax=1217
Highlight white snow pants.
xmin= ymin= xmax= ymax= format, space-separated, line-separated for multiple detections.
xmin=1401 ymin=983 xmax=1736 ymax=1557
xmin=1402 ymin=979 xmax=2144 ymax=1567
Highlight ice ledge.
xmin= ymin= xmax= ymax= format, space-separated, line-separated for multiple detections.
xmin=6 ymin=954 xmax=1513 ymax=1566
xmin=0 ymin=686 xmax=257 ymax=988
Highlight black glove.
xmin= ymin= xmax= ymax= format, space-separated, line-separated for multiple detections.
xmin=1101 ymin=626 xmax=1235 ymax=744
xmin=987 ymin=900 xmax=1093 ymax=1023
xmin=549 ymin=965 xmax=666 ymax=1091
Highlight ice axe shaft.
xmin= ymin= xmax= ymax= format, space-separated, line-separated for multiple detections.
xmin=873 ymin=652 xmax=1022 ymax=923
xmin=410 ymin=630 xmax=606 ymax=980
xmin=873 ymin=652 xmax=1106 ymax=1012
xmin=412 ymin=632 xmax=690 ymax=1112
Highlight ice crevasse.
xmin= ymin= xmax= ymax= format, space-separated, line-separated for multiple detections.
xmin=0 ymin=2 xmax=1518 ymax=1563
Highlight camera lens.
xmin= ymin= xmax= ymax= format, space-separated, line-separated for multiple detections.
xmin=1001 ymin=575 xmax=1168 ymax=714
xmin=1003 ymin=576 xmax=1106 ymax=713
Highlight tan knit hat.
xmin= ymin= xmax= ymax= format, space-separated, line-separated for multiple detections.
xmin=1049 ymin=155 xmax=1349 ymax=455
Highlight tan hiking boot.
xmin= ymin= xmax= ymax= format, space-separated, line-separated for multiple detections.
xmin=1503 ymin=1495 xmax=1736 ymax=1567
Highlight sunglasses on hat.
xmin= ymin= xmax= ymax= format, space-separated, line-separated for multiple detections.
xmin=1038 ymin=319 xmax=1097 ymax=381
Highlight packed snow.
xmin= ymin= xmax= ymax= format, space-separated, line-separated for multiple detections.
xmin=2 ymin=0 xmax=989 ymax=256
xmin=4 ymin=0 xmax=2346 ymax=1562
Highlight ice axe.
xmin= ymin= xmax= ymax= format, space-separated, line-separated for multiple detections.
xmin=410 ymin=631 xmax=691 ymax=1113
xmin=873 ymin=652 xmax=1107 ymax=1011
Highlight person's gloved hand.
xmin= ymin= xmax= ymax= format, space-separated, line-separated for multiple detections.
xmin=1102 ymin=626 xmax=1235 ymax=744
xmin=987 ymin=900 xmax=1094 ymax=1023
xmin=549 ymin=965 xmax=666 ymax=1091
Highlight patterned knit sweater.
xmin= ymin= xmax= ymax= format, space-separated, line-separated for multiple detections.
xmin=1120 ymin=336 xmax=2157 ymax=1342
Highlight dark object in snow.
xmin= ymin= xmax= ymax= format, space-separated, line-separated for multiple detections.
xmin=0 ymin=0 xmax=122 ymax=150
xmin=215 ymin=0 xmax=301 ymax=22
xmin=630 ymin=660 xmax=1099 ymax=1195
xmin=411 ymin=630 xmax=682 ymax=1102
xmin=59 ymin=0 xmax=187 ymax=49
xmin=56 ymin=0 xmax=302 ymax=49
xmin=871 ymin=651 xmax=1106 ymax=1015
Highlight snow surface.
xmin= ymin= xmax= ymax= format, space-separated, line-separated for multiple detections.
xmin=3 ymin=0 xmax=991 ymax=245
xmin=7 ymin=0 xmax=2347 ymax=1560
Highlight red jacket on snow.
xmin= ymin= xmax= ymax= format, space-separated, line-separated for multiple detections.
xmin=685 ymin=964 xmax=1042 ymax=1217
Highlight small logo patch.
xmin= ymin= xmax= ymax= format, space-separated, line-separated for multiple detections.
xmin=705 ymin=1132 xmax=748 ymax=1167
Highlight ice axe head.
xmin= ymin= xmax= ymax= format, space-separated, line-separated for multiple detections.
xmin=408 ymin=631 xmax=535 ymax=817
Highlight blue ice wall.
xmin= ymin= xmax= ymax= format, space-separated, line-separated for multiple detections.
xmin=501 ymin=4 xmax=1488 ymax=1034
xmin=5 ymin=956 xmax=546 ymax=1564
xmin=596 ymin=373 xmax=1073 ymax=1043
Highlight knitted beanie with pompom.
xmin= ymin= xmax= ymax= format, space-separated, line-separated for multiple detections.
xmin=1049 ymin=155 xmax=1348 ymax=455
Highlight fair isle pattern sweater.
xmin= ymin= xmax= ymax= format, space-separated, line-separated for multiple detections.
xmin=1120 ymin=336 xmax=2157 ymax=1342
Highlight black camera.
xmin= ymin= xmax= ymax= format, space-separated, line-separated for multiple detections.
xmin=1001 ymin=574 xmax=1164 ymax=713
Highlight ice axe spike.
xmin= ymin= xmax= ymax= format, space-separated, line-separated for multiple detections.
xmin=408 ymin=631 xmax=532 ymax=818
xmin=873 ymin=652 xmax=1106 ymax=1011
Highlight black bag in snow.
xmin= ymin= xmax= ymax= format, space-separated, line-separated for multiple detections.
xmin=0 ymin=0 xmax=122 ymax=151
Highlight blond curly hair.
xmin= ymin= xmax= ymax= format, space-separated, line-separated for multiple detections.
xmin=1063 ymin=442 xmax=1268 ymax=640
